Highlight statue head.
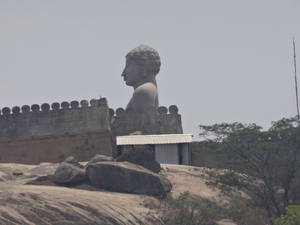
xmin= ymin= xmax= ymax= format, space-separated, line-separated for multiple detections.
xmin=122 ymin=45 xmax=161 ymax=87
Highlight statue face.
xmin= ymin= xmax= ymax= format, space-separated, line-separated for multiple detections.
xmin=121 ymin=59 xmax=142 ymax=86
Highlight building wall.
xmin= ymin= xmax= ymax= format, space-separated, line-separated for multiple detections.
xmin=155 ymin=143 xmax=191 ymax=165
xmin=0 ymin=132 xmax=112 ymax=164
xmin=0 ymin=98 xmax=110 ymax=141
xmin=0 ymin=98 xmax=186 ymax=164
xmin=110 ymin=105 xmax=183 ymax=138
xmin=181 ymin=143 xmax=190 ymax=165
xmin=155 ymin=144 xmax=178 ymax=164
xmin=0 ymin=98 xmax=112 ymax=164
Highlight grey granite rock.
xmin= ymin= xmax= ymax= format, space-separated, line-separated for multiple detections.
xmin=53 ymin=162 xmax=86 ymax=185
xmin=86 ymin=161 xmax=172 ymax=195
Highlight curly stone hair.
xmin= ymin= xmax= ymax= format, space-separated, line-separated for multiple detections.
xmin=126 ymin=45 xmax=161 ymax=76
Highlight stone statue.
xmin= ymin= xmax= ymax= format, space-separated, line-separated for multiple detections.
xmin=121 ymin=45 xmax=161 ymax=112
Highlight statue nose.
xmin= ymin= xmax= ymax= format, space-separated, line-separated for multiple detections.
xmin=121 ymin=69 xmax=126 ymax=77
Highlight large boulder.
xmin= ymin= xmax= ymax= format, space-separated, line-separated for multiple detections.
xmin=84 ymin=154 xmax=113 ymax=169
xmin=86 ymin=161 xmax=172 ymax=195
xmin=64 ymin=156 xmax=84 ymax=168
xmin=53 ymin=162 xmax=86 ymax=185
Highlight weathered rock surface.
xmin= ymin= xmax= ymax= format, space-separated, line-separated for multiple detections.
xmin=12 ymin=169 xmax=23 ymax=175
xmin=0 ymin=163 xmax=242 ymax=225
xmin=0 ymin=164 xmax=36 ymax=181
xmin=64 ymin=156 xmax=84 ymax=168
xmin=84 ymin=154 xmax=113 ymax=169
xmin=86 ymin=161 xmax=172 ymax=195
xmin=53 ymin=162 xmax=86 ymax=185
xmin=25 ymin=162 xmax=59 ymax=177
xmin=0 ymin=171 xmax=11 ymax=181
xmin=0 ymin=183 xmax=151 ymax=225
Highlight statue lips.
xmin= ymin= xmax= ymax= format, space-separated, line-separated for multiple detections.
xmin=121 ymin=71 xmax=126 ymax=81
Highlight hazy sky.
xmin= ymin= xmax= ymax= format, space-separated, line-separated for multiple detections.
xmin=1 ymin=1 xmax=300 ymax=140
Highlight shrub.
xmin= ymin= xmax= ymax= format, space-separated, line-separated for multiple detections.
xmin=275 ymin=205 xmax=300 ymax=225
xmin=219 ymin=172 xmax=243 ymax=187
xmin=226 ymin=195 xmax=269 ymax=225
xmin=143 ymin=191 xmax=221 ymax=225
xmin=116 ymin=146 xmax=161 ymax=173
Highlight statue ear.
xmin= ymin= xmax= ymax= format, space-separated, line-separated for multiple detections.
xmin=141 ymin=57 xmax=147 ymax=77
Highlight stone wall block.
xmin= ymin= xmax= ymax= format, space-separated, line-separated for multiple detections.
xmin=99 ymin=98 xmax=107 ymax=106
xmin=109 ymin=108 xmax=115 ymax=117
xmin=126 ymin=108 xmax=135 ymax=116
xmin=70 ymin=101 xmax=79 ymax=108
xmin=169 ymin=105 xmax=178 ymax=114
xmin=31 ymin=104 xmax=40 ymax=112
xmin=110 ymin=105 xmax=183 ymax=137
xmin=116 ymin=108 xmax=125 ymax=117
xmin=12 ymin=106 xmax=20 ymax=114
xmin=80 ymin=100 xmax=89 ymax=108
xmin=0 ymin=97 xmax=112 ymax=155
xmin=2 ymin=107 xmax=11 ymax=115
xmin=146 ymin=106 xmax=156 ymax=116
xmin=90 ymin=99 xmax=98 ymax=107
xmin=61 ymin=101 xmax=70 ymax=109
xmin=157 ymin=106 xmax=168 ymax=115
xmin=41 ymin=103 xmax=50 ymax=112
xmin=22 ymin=105 xmax=30 ymax=113
xmin=51 ymin=102 xmax=60 ymax=110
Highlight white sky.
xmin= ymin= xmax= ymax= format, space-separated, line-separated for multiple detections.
xmin=1 ymin=1 xmax=300 ymax=140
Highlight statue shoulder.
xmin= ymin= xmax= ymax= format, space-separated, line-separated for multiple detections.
xmin=133 ymin=83 xmax=158 ymax=96
xmin=128 ymin=83 xmax=158 ymax=111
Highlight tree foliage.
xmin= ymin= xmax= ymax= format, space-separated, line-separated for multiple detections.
xmin=226 ymin=195 xmax=269 ymax=225
xmin=199 ymin=116 xmax=300 ymax=218
xmin=275 ymin=205 xmax=300 ymax=225
xmin=143 ymin=191 xmax=221 ymax=225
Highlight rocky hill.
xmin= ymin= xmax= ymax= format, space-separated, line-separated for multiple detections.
xmin=0 ymin=162 xmax=236 ymax=225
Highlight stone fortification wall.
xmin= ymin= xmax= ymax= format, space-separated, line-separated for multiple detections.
xmin=109 ymin=105 xmax=183 ymax=137
xmin=0 ymin=132 xmax=112 ymax=165
xmin=0 ymin=98 xmax=110 ymax=141
xmin=0 ymin=98 xmax=112 ymax=164
xmin=0 ymin=98 xmax=184 ymax=164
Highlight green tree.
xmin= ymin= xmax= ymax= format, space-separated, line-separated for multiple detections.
xmin=199 ymin=116 xmax=300 ymax=219
xmin=143 ymin=191 xmax=221 ymax=225
xmin=275 ymin=205 xmax=300 ymax=225
xmin=226 ymin=195 xmax=269 ymax=225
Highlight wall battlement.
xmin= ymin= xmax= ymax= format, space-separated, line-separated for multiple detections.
xmin=0 ymin=99 xmax=105 ymax=115
xmin=0 ymin=98 xmax=112 ymax=164
xmin=0 ymin=98 xmax=183 ymax=164
xmin=110 ymin=105 xmax=183 ymax=137
xmin=0 ymin=98 xmax=110 ymax=142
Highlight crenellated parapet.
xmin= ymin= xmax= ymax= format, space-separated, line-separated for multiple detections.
xmin=109 ymin=105 xmax=183 ymax=138
xmin=0 ymin=99 xmax=103 ymax=115
xmin=0 ymin=97 xmax=183 ymax=164
xmin=0 ymin=98 xmax=110 ymax=142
